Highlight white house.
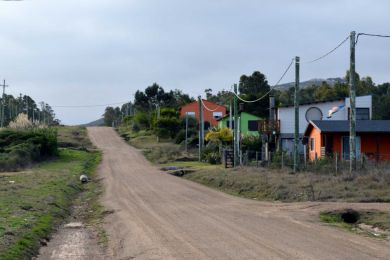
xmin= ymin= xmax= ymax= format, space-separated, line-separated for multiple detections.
xmin=277 ymin=95 xmax=372 ymax=154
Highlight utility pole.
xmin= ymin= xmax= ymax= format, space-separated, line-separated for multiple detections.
xmin=198 ymin=96 xmax=204 ymax=161
xmin=229 ymin=99 xmax=233 ymax=130
xmin=185 ymin=112 xmax=188 ymax=153
xmin=1 ymin=79 xmax=9 ymax=128
xmin=349 ymin=31 xmax=357 ymax=173
xmin=233 ymin=84 xmax=239 ymax=167
xmin=293 ymin=56 xmax=300 ymax=173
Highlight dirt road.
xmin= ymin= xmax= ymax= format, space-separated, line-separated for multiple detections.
xmin=88 ymin=127 xmax=390 ymax=260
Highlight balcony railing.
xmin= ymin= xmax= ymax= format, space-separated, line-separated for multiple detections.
xmin=258 ymin=120 xmax=280 ymax=134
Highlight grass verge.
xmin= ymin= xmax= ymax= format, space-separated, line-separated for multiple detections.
xmin=117 ymin=126 xmax=197 ymax=164
xmin=117 ymin=126 xmax=390 ymax=203
xmin=0 ymin=148 xmax=102 ymax=260
xmin=56 ymin=126 xmax=94 ymax=150
xmin=320 ymin=209 xmax=390 ymax=240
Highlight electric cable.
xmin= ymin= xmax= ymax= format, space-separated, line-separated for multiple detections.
xmin=200 ymin=98 xmax=221 ymax=112
xmin=230 ymin=58 xmax=294 ymax=103
xmin=356 ymin=32 xmax=390 ymax=45
xmin=52 ymin=101 xmax=129 ymax=108
xmin=300 ymin=35 xmax=349 ymax=64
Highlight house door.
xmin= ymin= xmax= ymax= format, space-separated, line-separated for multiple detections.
xmin=342 ymin=136 xmax=361 ymax=160
xmin=325 ymin=135 xmax=333 ymax=156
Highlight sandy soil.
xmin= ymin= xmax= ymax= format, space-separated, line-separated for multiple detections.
xmin=37 ymin=222 xmax=104 ymax=260
xmin=86 ymin=127 xmax=390 ymax=260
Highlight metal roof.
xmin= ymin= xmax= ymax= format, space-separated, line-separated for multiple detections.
xmin=310 ymin=120 xmax=390 ymax=133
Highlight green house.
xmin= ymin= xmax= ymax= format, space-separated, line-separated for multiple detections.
xmin=217 ymin=112 xmax=261 ymax=136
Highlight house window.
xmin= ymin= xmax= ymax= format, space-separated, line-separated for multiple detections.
xmin=213 ymin=112 xmax=223 ymax=119
xmin=186 ymin=112 xmax=195 ymax=117
xmin=342 ymin=136 xmax=361 ymax=160
xmin=310 ymin=138 xmax=315 ymax=152
xmin=348 ymin=108 xmax=370 ymax=120
xmin=248 ymin=120 xmax=258 ymax=131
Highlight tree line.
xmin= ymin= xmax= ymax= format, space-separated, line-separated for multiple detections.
xmin=103 ymin=70 xmax=390 ymax=128
xmin=0 ymin=93 xmax=57 ymax=127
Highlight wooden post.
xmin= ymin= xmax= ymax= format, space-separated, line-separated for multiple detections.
xmin=293 ymin=56 xmax=300 ymax=173
xmin=233 ymin=84 xmax=239 ymax=167
xmin=349 ymin=31 xmax=357 ymax=173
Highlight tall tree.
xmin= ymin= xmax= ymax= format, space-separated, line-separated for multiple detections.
xmin=238 ymin=71 xmax=270 ymax=117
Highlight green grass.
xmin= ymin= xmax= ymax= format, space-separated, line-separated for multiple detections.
xmin=180 ymin=166 xmax=390 ymax=202
xmin=117 ymin=126 xmax=198 ymax=164
xmin=0 ymin=148 xmax=101 ymax=260
xmin=56 ymin=126 xmax=94 ymax=150
xmin=320 ymin=210 xmax=390 ymax=240
xmin=116 ymin=125 xmax=390 ymax=203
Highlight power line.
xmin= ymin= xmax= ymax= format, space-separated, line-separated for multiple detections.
xmin=300 ymin=35 xmax=349 ymax=64
xmin=52 ymin=101 xmax=130 ymax=108
xmin=231 ymin=58 xmax=294 ymax=103
xmin=356 ymin=32 xmax=390 ymax=45
xmin=200 ymin=98 xmax=220 ymax=112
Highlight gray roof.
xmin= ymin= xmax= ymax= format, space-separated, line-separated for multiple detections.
xmin=310 ymin=120 xmax=390 ymax=133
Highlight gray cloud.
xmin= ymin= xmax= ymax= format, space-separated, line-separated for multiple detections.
xmin=0 ymin=0 xmax=389 ymax=124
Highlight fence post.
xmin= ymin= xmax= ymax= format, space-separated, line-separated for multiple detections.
xmin=268 ymin=151 xmax=271 ymax=167
xmin=303 ymin=144 xmax=307 ymax=169
xmin=281 ymin=152 xmax=284 ymax=169
xmin=361 ymin=153 xmax=364 ymax=170
xmin=256 ymin=151 xmax=259 ymax=168
xmin=335 ymin=152 xmax=338 ymax=175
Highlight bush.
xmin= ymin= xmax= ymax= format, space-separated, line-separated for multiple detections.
xmin=201 ymin=146 xmax=221 ymax=164
xmin=0 ymin=128 xmax=58 ymax=171
xmin=241 ymin=135 xmax=262 ymax=152
xmin=156 ymin=117 xmax=181 ymax=139
xmin=134 ymin=112 xmax=150 ymax=129
xmin=175 ymin=129 xmax=197 ymax=144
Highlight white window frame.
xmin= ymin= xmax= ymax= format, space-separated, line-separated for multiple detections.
xmin=212 ymin=111 xmax=223 ymax=119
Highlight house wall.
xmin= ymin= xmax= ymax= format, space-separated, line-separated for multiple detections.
xmin=240 ymin=112 xmax=261 ymax=136
xmin=279 ymin=95 xmax=372 ymax=154
xmin=180 ymin=100 xmax=226 ymax=126
xmin=309 ymin=132 xmax=390 ymax=161
xmin=345 ymin=95 xmax=372 ymax=119
xmin=218 ymin=113 xmax=261 ymax=136
xmin=278 ymin=100 xmax=344 ymax=135
xmin=308 ymin=127 xmax=322 ymax=160
xmin=278 ymin=95 xmax=373 ymax=135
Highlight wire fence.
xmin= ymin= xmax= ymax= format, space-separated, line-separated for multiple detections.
xmin=236 ymin=150 xmax=390 ymax=173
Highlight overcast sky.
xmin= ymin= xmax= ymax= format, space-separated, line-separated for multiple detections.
xmin=0 ymin=0 xmax=389 ymax=125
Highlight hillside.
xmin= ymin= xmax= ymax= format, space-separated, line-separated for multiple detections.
xmin=82 ymin=118 xmax=105 ymax=127
xmin=277 ymin=77 xmax=346 ymax=90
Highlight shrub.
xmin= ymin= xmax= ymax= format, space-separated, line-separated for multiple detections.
xmin=0 ymin=128 xmax=58 ymax=171
xmin=175 ymin=129 xmax=197 ymax=144
xmin=241 ymin=135 xmax=262 ymax=152
xmin=156 ymin=117 xmax=181 ymax=139
xmin=201 ymin=145 xmax=221 ymax=164
xmin=134 ymin=112 xmax=150 ymax=129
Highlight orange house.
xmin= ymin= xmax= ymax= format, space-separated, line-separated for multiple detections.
xmin=304 ymin=120 xmax=390 ymax=161
xmin=179 ymin=100 xmax=227 ymax=126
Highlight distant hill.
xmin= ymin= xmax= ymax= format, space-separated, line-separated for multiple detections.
xmin=81 ymin=118 xmax=105 ymax=127
xmin=277 ymin=77 xmax=346 ymax=90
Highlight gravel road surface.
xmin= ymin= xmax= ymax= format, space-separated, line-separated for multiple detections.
xmin=88 ymin=127 xmax=390 ymax=260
